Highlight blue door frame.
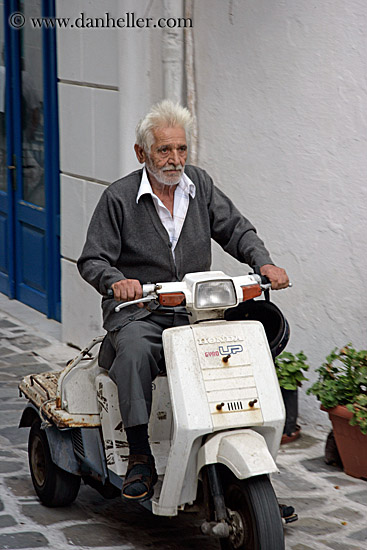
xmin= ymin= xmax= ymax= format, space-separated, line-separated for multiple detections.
xmin=0 ymin=0 xmax=60 ymax=320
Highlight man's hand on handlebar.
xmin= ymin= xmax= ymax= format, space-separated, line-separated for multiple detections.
xmin=111 ymin=279 xmax=145 ymax=307
xmin=260 ymin=265 xmax=289 ymax=290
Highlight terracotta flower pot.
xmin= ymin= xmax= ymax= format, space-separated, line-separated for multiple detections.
xmin=322 ymin=405 xmax=367 ymax=480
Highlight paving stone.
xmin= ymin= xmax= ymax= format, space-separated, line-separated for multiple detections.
xmin=322 ymin=541 xmax=365 ymax=550
xmin=0 ymin=345 xmax=16 ymax=355
xmin=0 ymin=461 xmax=24 ymax=474
xmin=281 ymin=432 xmax=321 ymax=450
xmin=295 ymin=517 xmax=343 ymax=536
xmin=0 ymin=399 xmax=27 ymax=411
xmin=330 ymin=506 xmax=363 ymax=522
xmin=279 ymin=496 xmax=327 ymax=513
xmin=0 ymin=410 xmax=24 ymax=426
xmin=0 ymin=319 xmax=17 ymax=328
xmin=0 ymin=353 xmax=37 ymax=365
xmin=0 ymin=380 xmax=19 ymax=390
xmin=6 ymin=476 xmax=37 ymax=498
xmin=346 ymin=489 xmax=367 ymax=507
xmin=0 ymin=387 xmax=19 ymax=399
xmin=300 ymin=455 xmax=342 ymax=474
xmin=0 ymin=450 xmax=18 ymax=458
xmin=0 ymin=426 xmax=28 ymax=446
xmin=0 ymin=382 xmax=21 ymax=393
xmin=277 ymin=465 xmax=318 ymax=492
xmin=62 ymin=523 xmax=132 ymax=547
xmin=0 ymin=531 xmax=49 ymax=548
xmin=0 ymin=514 xmax=17 ymax=528
xmin=62 ymin=517 xmax=218 ymax=550
xmin=21 ymin=502 xmax=90 ymax=525
xmin=150 ymin=535 xmax=219 ymax=550
xmin=0 ymin=373 xmax=18 ymax=382
xmin=291 ymin=545 xmax=315 ymax=550
xmin=348 ymin=526 xmax=367 ymax=541
xmin=323 ymin=475 xmax=360 ymax=487
xmin=8 ymin=335 xmax=51 ymax=350
xmin=89 ymin=497 xmax=221 ymax=549
xmin=1 ymin=363 xmax=50 ymax=379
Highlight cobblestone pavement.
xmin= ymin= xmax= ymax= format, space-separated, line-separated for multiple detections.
xmin=0 ymin=304 xmax=366 ymax=550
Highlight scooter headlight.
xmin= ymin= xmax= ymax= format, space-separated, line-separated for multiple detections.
xmin=195 ymin=280 xmax=236 ymax=309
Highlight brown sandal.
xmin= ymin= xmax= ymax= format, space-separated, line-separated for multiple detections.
xmin=121 ymin=454 xmax=157 ymax=502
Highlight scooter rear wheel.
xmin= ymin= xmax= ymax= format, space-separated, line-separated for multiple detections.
xmin=28 ymin=420 xmax=81 ymax=507
xmin=220 ymin=473 xmax=284 ymax=550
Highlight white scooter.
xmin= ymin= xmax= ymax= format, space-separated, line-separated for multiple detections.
xmin=19 ymin=271 xmax=289 ymax=550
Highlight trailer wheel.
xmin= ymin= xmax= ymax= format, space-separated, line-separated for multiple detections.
xmin=28 ymin=421 xmax=81 ymax=507
xmin=220 ymin=473 xmax=284 ymax=550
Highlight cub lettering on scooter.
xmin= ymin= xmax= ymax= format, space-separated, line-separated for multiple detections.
xmin=19 ymin=270 xmax=291 ymax=550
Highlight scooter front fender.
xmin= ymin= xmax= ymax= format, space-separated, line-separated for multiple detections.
xmin=197 ymin=429 xmax=278 ymax=480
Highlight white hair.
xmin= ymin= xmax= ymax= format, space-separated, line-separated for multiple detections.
xmin=135 ymin=99 xmax=193 ymax=152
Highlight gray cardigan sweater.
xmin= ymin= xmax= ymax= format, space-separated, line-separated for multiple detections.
xmin=77 ymin=165 xmax=273 ymax=331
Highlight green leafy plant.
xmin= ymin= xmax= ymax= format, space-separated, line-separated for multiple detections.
xmin=307 ymin=345 xmax=367 ymax=434
xmin=275 ymin=351 xmax=309 ymax=391
xmin=347 ymin=395 xmax=367 ymax=435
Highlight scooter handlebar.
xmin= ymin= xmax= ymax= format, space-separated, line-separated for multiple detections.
xmin=252 ymin=267 xmax=292 ymax=289
xmin=257 ymin=277 xmax=292 ymax=290
xmin=109 ymin=283 xmax=160 ymax=312
xmin=106 ymin=284 xmax=156 ymax=299
xmin=109 ymin=274 xmax=291 ymax=313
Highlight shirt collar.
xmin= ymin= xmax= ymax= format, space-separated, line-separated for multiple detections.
xmin=136 ymin=167 xmax=196 ymax=203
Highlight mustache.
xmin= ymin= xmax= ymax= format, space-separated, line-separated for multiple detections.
xmin=162 ymin=164 xmax=183 ymax=172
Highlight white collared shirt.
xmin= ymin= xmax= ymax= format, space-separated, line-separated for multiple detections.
xmin=136 ymin=168 xmax=196 ymax=260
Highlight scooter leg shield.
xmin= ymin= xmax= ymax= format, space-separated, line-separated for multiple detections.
xmin=197 ymin=429 xmax=278 ymax=480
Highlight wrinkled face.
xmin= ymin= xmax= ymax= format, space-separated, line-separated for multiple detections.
xmin=144 ymin=126 xmax=188 ymax=186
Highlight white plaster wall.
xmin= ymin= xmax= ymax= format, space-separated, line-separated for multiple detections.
xmin=56 ymin=0 xmax=166 ymax=346
xmin=60 ymin=175 xmax=106 ymax=343
xmin=56 ymin=0 xmax=119 ymax=87
xmin=192 ymin=0 xmax=367 ymax=426
xmin=56 ymin=0 xmax=121 ymax=344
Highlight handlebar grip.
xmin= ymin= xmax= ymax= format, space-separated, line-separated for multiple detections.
xmin=260 ymin=274 xmax=271 ymax=285
xmin=251 ymin=266 xmax=270 ymax=286
xmin=107 ymin=284 xmax=156 ymax=300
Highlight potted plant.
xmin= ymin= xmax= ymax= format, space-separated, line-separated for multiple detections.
xmin=275 ymin=351 xmax=309 ymax=443
xmin=307 ymin=345 xmax=367 ymax=479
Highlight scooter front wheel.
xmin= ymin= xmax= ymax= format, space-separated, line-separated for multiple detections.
xmin=28 ymin=420 xmax=81 ymax=507
xmin=220 ymin=472 xmax=284 ymax=550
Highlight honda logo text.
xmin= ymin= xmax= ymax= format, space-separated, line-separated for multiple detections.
xmin=197 ymin=335 xmax=243 ymax=345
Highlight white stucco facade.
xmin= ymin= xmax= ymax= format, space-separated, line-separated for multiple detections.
xmin=56 ymin=0 xmax=367 ymax=427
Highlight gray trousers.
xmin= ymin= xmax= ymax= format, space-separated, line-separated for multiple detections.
xmin=101 ymin=307 xmax=190 ymax=428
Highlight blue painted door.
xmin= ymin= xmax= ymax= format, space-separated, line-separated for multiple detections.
xmin=0 ymin=0 xmax=60 ymax=320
